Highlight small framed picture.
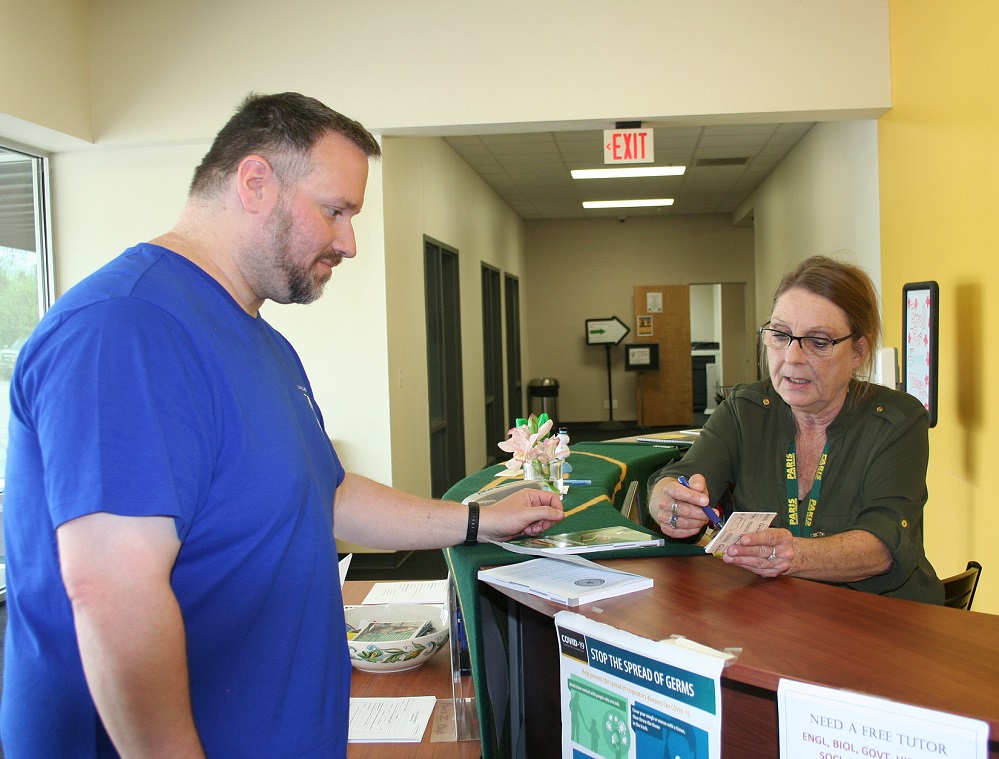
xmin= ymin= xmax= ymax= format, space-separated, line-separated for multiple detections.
xmin=637 ymin=315 xmax=653 ymax=337
xmin=902 ymin=281 xmax=938 ymax=427
xmin=624 ymin=343 xmax=659 ymax=372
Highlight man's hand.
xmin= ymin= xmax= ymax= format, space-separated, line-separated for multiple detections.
xmin=478 ymin=487 xmax=565 ymax=543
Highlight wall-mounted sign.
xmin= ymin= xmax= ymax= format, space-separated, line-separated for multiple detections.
xmin=603 ymin=128 xmax=654 ymax=164
xmin=625 ymin=343 xmax=659 ymax=372
xmin=586 ymin=316 xmax=630 ymax=345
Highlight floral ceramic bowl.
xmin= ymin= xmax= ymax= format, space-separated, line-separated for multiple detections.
xmin=344 ymin=603 xmax=450 ymax=673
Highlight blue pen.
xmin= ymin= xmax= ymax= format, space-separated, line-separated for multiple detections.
xmin=677 ymin=475 xmax=721 ymax=526
xmin=564 ymin=479 xmax=591 ymax=485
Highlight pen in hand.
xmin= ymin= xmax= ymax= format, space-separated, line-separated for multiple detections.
xmin=677 ymin=475 xmax=721 ymax=527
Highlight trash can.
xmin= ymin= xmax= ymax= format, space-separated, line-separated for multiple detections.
xmin=527 ymin=377 xmax=559 ymax=421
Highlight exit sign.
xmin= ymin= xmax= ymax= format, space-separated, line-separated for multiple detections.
xmin=603 ymin=128 xmax=654 ymax=164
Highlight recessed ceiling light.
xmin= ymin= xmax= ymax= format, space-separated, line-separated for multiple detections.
xmin=582 ymin=199 xmax=675 ymax=209
xmin=571 ymin=166 xmax=686 ymax=179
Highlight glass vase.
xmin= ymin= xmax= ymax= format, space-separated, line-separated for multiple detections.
xmin=523 ymin=461 xmax=549 ymax=481
xmin=523 ymin=460 xmax=562 ymax=491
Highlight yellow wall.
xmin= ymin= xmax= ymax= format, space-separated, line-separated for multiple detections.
xmin=880 ymin=0 xmax=999 ymax=613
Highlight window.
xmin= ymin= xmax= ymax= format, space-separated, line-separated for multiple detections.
xmin=1 ymin=143 xmax=53 ymax=481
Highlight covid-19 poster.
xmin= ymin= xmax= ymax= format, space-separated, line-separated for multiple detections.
xmin=554 ymin=611 xmax=732 ymax=759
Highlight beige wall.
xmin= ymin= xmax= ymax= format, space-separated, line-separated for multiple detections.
xmin=523 ymin=216 xmax=755 ymax=422
xmin=740 ymin=120 xmax=883 ymax=326
xmin=0 ymin=0 xmax=91 ymax=148
xmin=381 ymin=136 xmax=528 ymax=491
xmin=80 ymin=0 xmax=889 ymax=143
xmin=880 ymin=0 xmax=999 ymax=613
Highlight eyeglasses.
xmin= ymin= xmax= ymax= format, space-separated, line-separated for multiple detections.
xmin=759 ymin=327 xmax=855 ymax=358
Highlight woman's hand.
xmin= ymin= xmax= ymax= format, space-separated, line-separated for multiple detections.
xmin=649 ymin=474 xmax=714 ymax=538
xmin=722 ymin=527 xmax=793 ymax=578
xmin=725 ymin=528 xmax=892 ymax=582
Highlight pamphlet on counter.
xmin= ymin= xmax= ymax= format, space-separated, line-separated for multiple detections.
xmin=554 ymin=611 xmax=731 ymax=758
xmin=460 ymin=478 xmax=553 ymax=505
xmin=495 ymin=525 xmax=664 ymax=555
xmin=634 ymin=429 xmax=702 ymax=446
xmin=478 ymin=555 xmax=652 ymax=606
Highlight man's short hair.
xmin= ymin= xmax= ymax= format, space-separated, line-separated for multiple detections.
xmin=189 ymin=92 xmax=381 ymax=197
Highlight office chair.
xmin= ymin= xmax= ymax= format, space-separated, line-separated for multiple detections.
xmin=942 ymin=561 xmax=982 ymax=611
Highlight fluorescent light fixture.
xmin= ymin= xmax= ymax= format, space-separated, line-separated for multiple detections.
xmin=582 ymin=199 xmax=675 ymax=209
xmin=571 ymin=166 xmax=686 ymax=179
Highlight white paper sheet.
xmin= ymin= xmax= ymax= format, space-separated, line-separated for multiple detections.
xmin=338 ymin=553 xmax=352 ymax=588
xmin=361 ymin=579 xmax=449 ymax=605
xmin=778 ymin=679 xmax=989 ymax=758
xmin=348 ymin=696 xmax=437 ymax=743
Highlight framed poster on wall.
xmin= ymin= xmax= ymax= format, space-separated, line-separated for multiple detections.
xmin=902 ymin=281 xmax=939 ymax=427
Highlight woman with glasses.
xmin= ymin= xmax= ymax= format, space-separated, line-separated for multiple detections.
xmin=649 ymin=256 xmax=943 ymax=603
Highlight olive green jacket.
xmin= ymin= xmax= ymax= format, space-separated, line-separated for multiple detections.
xmin=652 ymin=379 xmax=944 ymax=604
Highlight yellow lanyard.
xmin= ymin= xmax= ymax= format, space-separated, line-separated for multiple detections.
xmin=785 ymin=440 xmax=828 ymax=538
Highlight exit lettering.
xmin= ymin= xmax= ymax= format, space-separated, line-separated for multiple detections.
xmin=603 ymin=128 xmax=654 ymax=164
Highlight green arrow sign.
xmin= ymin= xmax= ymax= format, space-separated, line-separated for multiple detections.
xmin=585 ymin=316 xmax=630 ymax=345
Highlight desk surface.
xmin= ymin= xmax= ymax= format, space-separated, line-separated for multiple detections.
xmin=344 ymin=582 xmax=480 ymax=759
xmin=488 ymin=554 xmax=999 ymax=750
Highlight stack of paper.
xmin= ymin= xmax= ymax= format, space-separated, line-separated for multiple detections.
xmin=479 ymin=555 xmax=652 ymax=606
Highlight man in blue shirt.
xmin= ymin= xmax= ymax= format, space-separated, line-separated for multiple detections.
xmin=2 ymin=92 xmax=563 ymax=758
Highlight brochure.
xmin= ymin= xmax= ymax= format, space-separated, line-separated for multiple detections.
xmin=496 ymin=525 xmax=664 ymax=555
xmin=478 ymin=556 xmax=653 ymax=606
xmin=459 ymin=478 xmax=552 ymax=506
xmin=703 ymin=511 xmax=777 ymax=555
xmin=634 ymin=428 xmax=702 ymax=446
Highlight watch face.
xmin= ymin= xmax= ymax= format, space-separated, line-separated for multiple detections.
xmin=573 ymin=578 xmax=607 ymax=588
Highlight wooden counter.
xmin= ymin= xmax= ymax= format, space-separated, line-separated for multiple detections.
xmin=482 ymin=555 xmax=999 ymax=758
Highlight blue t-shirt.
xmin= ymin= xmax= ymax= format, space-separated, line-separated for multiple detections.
xmin=2 ymin=244 xmax=350 ymax=757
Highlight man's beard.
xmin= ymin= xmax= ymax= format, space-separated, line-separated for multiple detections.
xmin=268 ymin=203 xmax=338 ymax=305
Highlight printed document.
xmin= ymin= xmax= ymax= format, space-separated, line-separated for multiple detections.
xmin=555 ymin=611 xmax=732 ymax=758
